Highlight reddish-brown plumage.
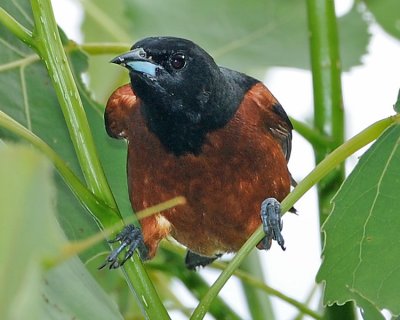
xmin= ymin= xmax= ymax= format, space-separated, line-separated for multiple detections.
xmin=106 ymin=82 xmax=291 ymax=258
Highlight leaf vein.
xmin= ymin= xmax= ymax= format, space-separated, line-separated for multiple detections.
xmin=12 ymin=0 xmax=34 ymax=26
xmin=0 ymin=54 xmax=39 ymax=72
xmin=0 ymin=37 xmax=27 ymax=57
xmin=376 ymin=264 xmax=400 ymax=301
xmin=20 ymin=66 xmax=31 ymax=130
xmin=351 ymin=132 xmax=400 ymax=289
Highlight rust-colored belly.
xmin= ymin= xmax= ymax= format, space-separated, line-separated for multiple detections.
xmin=127 ymin=109 xmax=290 ymax=257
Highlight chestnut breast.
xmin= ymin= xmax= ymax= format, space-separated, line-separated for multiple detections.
xmin=126 ymin=83 xmax=291 ymax=256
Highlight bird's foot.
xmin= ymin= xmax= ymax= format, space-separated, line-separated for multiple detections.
xmin=260 ymin=198 xmax=286 ymax=251
xmin=185 ymin=250 xmax=222 ymax=270
xmin=99 ymin=224 xmax=148 ymax=269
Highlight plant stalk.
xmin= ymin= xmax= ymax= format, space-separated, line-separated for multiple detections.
xmin=0 ymin=7 xmax=34 ymax=46
xmin=307 ymin=0 xmax=346 ymax=221
xmin=306 ymin=0 xmax=353 ymax=318
xmin=190 ymin=115 xmax=397 ymax=320
xmin=27 ymin=1 xmax=169 ymax=318
xmin=30 ymin=0 xmax=115 ymax=206
xmin=239 ymin=252 xmax=275 ymax=320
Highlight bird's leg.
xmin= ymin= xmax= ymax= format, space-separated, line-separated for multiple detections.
xmin=99 ymin=224 xmax=149 ymax=269
xmin=260 ymin=198 xmax=286 ymax=251
xmin=185 ymin=250 xmax=222 ymax=270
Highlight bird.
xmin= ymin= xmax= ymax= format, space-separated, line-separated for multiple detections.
xmin=101 ymin=36 xmax=294 ymax=270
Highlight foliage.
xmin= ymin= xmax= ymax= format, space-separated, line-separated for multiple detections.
xmin=0 ymin=0 xmax=399 ymax=319
xmin=317 ymin=124 xmax=400 ymax=317
xmin=0 ymin=146 xmax=122 ymax=320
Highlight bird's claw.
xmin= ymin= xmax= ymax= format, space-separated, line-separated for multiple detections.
xmin=99 ymin=224 xmax=148 ymax=269
xmin=260 ymin=198 xmax=286 ymax=251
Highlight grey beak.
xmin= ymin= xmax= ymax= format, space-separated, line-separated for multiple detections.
xmin=110 ymin=48 xmax=162 ymax=77
xmin=110 ymin=48 xmax=147 ymax=65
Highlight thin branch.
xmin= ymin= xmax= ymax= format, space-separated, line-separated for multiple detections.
xmin=290 ymin=116 xmax=334 ymax=148
xmin=30 ymin=0 xmax=116 ymax=206
xmin=27 ymin=1 xmax=170 ymax=318
xmin=306 ymin=1 xmax=349 ymax=317
xmin=225 ymin=266 xmax=323 ymax=320
xmin=79 ymin=42 xmax=130 ymax=55
xmin=190 ymin=115 xmax=398 ymax=320
xmin=0 ymin=111 xmax=115 ymax=223
xmin=0 ymin=54 xmax=39 ymax=71
xmin=0 ymin=7 xmax=34 ymax=46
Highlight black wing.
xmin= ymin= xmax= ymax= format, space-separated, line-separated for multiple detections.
xmin=270 ymin=103 xmax=293 ymax=162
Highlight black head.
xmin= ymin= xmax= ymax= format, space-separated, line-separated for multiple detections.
xmin=111 ymin=36 xmax=256 ymax=155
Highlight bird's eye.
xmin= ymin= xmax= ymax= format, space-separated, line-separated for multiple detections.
xmin=170 ymin=53 xmax=186 ymax=70
xmin=139 ymin=50 xmax=146 ymax=58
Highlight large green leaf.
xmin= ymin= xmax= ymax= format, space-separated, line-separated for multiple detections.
xmin=81 ymin=0 xmax=370 ymax=102
xmin=122 ymin=0 xmax=369 ymax=71
xmin=43 ymin=257 xmax=123 ymax=320
xmin=363 ymin=0 xmax=400 ymax=40
xmin=0 ymin=146 xmax=56 ymax=319
xmin=0 ymin=0 xmax=91 ymax=242
xmin=81 ymin=0 xmax=132 ymax=102
xmin=0 ymin=1 xmax=139 ymax=316
xmin=317 ymin=124 xmax=400 ymax=318
xmin=0 ymin=0 xmax=130 ymax=251
xmin=0 ymin=146 xmax=123 ymax=320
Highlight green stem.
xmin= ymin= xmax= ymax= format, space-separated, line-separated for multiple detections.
xmin=0 ymin=111 xmax=115 ymax=225
xmin=229 ymin=267 xmax=322 ymax=320
xmin=0 ymin=54 xmax=39 ymax=72
xmin=290 ymin=117 xmax=334 ymax=149
xmin=26 ymin=1 xmax=168 ymax=318
xmin=80 ymin=42 xmax=130 ymax=55
xmin=307 ymin=0 xmax=345 ymax=219
xmin=0 ymin=7 xmax=34 ymax=46
xmin=239 ymin=252 xmax=274 ymax=320
xmin=0 ymin=112 xmax=185 ymax=245
xmin=293 ymin=284 xmax=320 ymax=320
xmin=190 ymin=115 xmax=397 ymax=320
xmin=306 ymin=0 xmax=349 ymax=317
xmin=160 ymin=242 xmax=320 ymax=319
xmin=307 ymin=0 xmax=344 ymax=147
xmin=149 ymin=249 xmax=242 ymax=320
xmin=30 ymin=0 xmax=114 ymax=206
xmin=79 ymin=0 xmax=131 ymax=41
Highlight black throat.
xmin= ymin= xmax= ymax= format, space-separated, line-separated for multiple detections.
xmin=139 ymin=68 xmax=258 ymax=156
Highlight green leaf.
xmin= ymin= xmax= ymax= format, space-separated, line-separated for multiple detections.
xmin=363 ymin=0 xmax=400 ymax=40
xmin=0 ymin=3 xmax=74 ymax=167
xmin=0 ymin=0 xmax=126 ymax=252
xmin=317 ymin=124 xmax=400 ymax=317
xmin=337 ymin=4 xmax=371 ymax=69
xmin=43 ymin=257 xmax=123 ymax=320
xmin=0 ymin=145 xmax=123 ymax=319
xmin=122 ymin=1 xmax=368 ymax=71
xmin=81 ymin=1 xmax=370 ymax=101
xmin=0 ymin=1 xmax=90 ymax=237
xmin=75 ymin=72 xmax=132 ymax=223
xmin=0 ymin=2 xmax=144 ymax=316
xmin=81 ymin=0 xmax=132 ymax=102
xmin=354 ymin=292 xmax=385 ymax=320
xmin=394 ymin=89 xmax=400 ymax=113
xmin=0 ymin=145 xmax=58 ymax=320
